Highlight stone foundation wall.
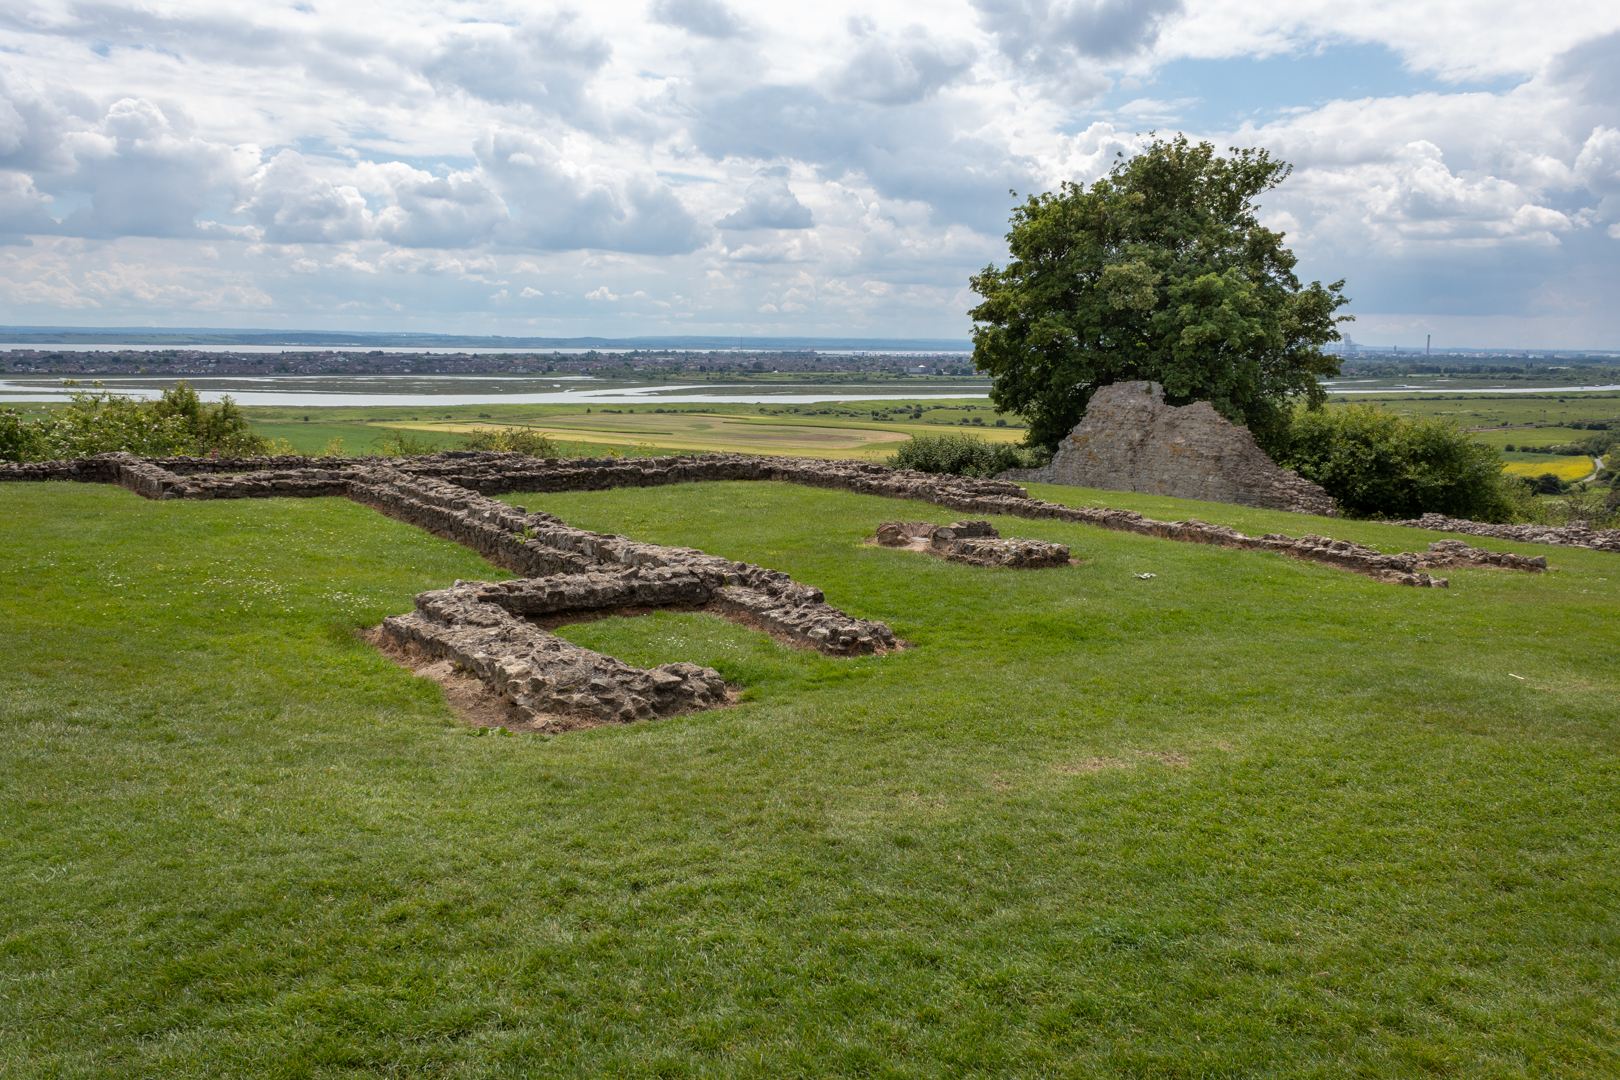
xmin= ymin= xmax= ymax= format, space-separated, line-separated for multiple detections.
xmin=1000 ymin=381 xmax=1335 ymax=516
xmin=1386 ymin=513 xmax=1620 ymax=553
xmin=383 ymin=582 xmax=729 ymax=729
xmin=0 ymin=445 xmax=1569 ymax=727
xmin=874 ymin=519 xmax=1072 ymax=569
xmin=1 ymin=449 xmax=1566 ymax=587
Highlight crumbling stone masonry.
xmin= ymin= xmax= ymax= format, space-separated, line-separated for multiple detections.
xmin=999 ymin=381 xmax=1336 ymax=516
xmin=0 ymin=449 xmax=1562 ymax=727
xmin=874 ymin=520 xmax=1072 ymax=569
xmin=1 ymin=448 xmax=1560 ymax=587
xmin=1386 ymin=513 xmax=1620 ymax=554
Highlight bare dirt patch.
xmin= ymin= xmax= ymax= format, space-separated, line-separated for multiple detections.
xmin=1055 ymin=757 xmax=1131 ymax=774
xmin=1054 ymin=750 xmax=1190 ymax=774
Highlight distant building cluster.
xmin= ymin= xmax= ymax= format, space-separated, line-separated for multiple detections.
xmin=0 ymin=349 xmax=983 ymax=379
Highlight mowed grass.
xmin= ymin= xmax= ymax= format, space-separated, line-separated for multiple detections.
xmin=3 ymin=479 xmax=1619 ymax=1077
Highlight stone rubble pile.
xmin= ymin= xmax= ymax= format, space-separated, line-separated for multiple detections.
xmin=874 ymin=519 xmax=1072 ymax=569
xmin=1385 ymin=512 xmax=1620 ymax=554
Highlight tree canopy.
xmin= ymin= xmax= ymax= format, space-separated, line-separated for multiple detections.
xmin=968 ymin=135 xmax=1350 ymax=453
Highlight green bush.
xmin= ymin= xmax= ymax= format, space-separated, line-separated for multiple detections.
xmin=888 ymin=433 xmax=1050 ymax=478
xmin=1280 ymin=405 xmax=1521 ymax=522
xmin=0 ymin=382 xmax=268 ymax=462
xmin=460 ymin=427 xmax=558 ymax=456
xmin=371 ymin=429 xmax=443 ymax=456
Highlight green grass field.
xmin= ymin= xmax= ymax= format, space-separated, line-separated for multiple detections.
xmin=2 ymin=476 xmax=1617 ymax=1077
xmin=1326 ymin=392 xmax=1620 ymax=431
xmin=244 ymin=404 xmax=1021 ymax=461
xmin=232 ymin=390 xmax=1618 ymax=463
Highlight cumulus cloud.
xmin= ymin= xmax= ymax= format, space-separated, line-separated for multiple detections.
xmin=717 ymin=177 xmax=814 ymax=229
xmin=371 ymin=164 xmax=509 ymax=249
xmin=973 ymin=0 xmax=1181 ymax=101
xmin=650 ymin=0 xmax=745 ymax=39
xmin=0 ymin=171 xmax=57 ymax=245
xmin=0 ymin=0 xmax=1617 ymax=339
xmin=423 ymin=14 xmax=611 ymax=124
xmin=834 ymin=26 xmax=976 ymax=105
xmin=477 ymin=130 xmax=709 ymax=254
xmin=240 ymin=151 xmax=371 ymax=244
xmin=49 ymin=98 xmax=253 ymax=240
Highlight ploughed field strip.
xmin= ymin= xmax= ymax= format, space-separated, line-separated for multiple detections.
xmin=2 ymin=449 xmax=1563 ymax=727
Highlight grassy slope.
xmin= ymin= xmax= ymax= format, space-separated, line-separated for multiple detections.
xmin=2 ymin=480 xmax=1618 ymax=1078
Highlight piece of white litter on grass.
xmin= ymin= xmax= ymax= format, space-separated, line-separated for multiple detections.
xmin=1134 ymin=572 xmax=1156 ymax=579
xmin=1508 ymin=673 xmax=1526 ymax=680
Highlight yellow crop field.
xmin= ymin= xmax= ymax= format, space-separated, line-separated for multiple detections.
xmin=1501 ymin=456 xmax=1597 ymax=481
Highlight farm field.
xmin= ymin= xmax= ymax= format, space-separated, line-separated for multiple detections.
xmin=1326 ymin=391 xmax=1620 ymax=431
xmin=1499 ymin=454 xmax=1602 ymax=482
xmin=2 ymin=475 xmax=1617 ymax=1077
xmin=246 ymin=402 xmax=1024 ymax=460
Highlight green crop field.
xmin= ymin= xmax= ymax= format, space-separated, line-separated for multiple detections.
xmin=241 ymin=400 xmax=1022 ymax=461
xmin=1324 ymin=392 xmax=1620 ymax=431
xmin=3 ymin=475 xmax=1617 ymax=1077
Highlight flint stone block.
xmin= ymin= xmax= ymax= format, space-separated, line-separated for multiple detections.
xmin=999 ymin=381 xmax=1335 ymax=516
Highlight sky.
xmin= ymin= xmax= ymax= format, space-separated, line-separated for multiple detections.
xmin=1 ymin=0 xmax=1618 ymax=348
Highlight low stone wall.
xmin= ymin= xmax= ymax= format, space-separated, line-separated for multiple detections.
xmin=1385 ymin=512 xmax=1620 ymax=554
xmin=0 ymin=446 xmax=1570 ymax=726
xmin=1000 ymin=381 xmax=1335 ymax=516
xmin=2 ymin=449 xmax=1567 ymax=589
xmin=874 ymin=519 xmax=1072 ymax=569
xmin=382 ymin=582 xmax=729 ymax=730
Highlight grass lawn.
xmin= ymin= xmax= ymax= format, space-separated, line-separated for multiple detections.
xmin=2 ymin=478 xmax=1618 ymax=1077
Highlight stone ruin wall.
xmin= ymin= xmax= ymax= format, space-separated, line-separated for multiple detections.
xmin=0 ymin=448 xmax=1569 ymax=729
xmin=1001 ymin=381 xmax=1335 ymax=516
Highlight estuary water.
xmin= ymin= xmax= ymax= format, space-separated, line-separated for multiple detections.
xmin=0 ymin=374 xmax=993 ymax=407
xmin=2 ymin=373 xmax=1616 ymax=407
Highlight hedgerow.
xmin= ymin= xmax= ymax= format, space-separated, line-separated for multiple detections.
xmin=0 ymin=381 xmax=270 ymax=462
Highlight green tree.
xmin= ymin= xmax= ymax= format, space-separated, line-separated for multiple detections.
xmin=968 ymin=135 xmax=1350 ymax=453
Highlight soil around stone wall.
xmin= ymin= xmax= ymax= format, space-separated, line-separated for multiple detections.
xmin=363 ymin=628 xmax=554 ymax=732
